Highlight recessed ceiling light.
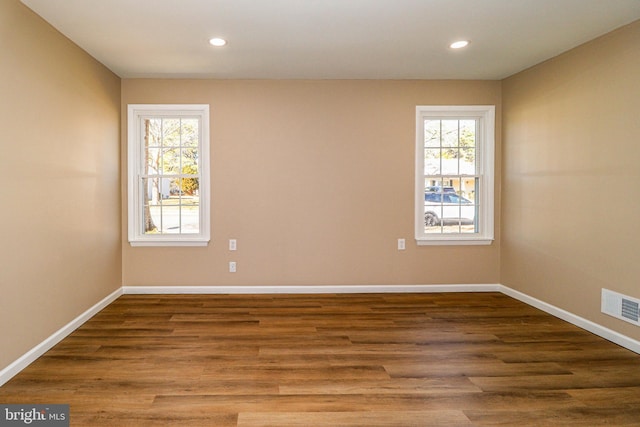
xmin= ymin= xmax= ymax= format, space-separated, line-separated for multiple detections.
xmin=209 ymin=38 xmax=227 ymax=47
xmin=450 ymin=40 xmax=470 ymax=49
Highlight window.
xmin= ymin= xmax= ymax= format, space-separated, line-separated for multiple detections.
xmin=127 ymin=104 xmax=210 ymax=246
xmin=415 ymin=105 xmax=495 ymax=245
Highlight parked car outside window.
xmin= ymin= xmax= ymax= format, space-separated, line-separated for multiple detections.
xmin=424 ymin=192 xmax=475 ymax=226
xmin=425 ymin=186 xmax=456 ymax=193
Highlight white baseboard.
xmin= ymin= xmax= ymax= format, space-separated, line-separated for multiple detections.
xmin=3 ymin=283 xmax=639 ymax=388
xmin=0 ymin=287 xmax=123 ymax=387
xmin=499 ymin=285 xmax=640 ymax=354
xmin=122 ymin=284 xmax=502 ymax=294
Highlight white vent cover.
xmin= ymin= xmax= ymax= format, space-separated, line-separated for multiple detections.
xmin=602 ymin=288 xmax=640 ymax=326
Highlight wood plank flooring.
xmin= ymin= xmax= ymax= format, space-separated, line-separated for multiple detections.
xmin=1 ymin=292 xmax=640 ymax=426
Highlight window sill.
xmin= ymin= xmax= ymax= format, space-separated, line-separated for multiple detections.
xmin=129 ymin=238 xmax=210 ymax=247
xmin=416 ymin=237 xmax=493 ymax=246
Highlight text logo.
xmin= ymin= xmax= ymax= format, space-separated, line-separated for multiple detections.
xmin=0 ymin=405 xmax=69 ymax=426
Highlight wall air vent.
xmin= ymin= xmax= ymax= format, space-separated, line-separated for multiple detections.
xmin=602 ymin=288 xmax=640 ymax=326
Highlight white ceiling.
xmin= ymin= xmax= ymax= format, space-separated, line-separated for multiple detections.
xmin=21 ymin=0 xmax=640 ymax=80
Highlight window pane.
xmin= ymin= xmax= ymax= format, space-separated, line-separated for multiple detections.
xmin=422 ymin=181 xmax=477 ymax=235
xmin=146 ymin=118 xmax=162 ymax=147
xmin=168 ymin=177 xmax=181 ymax=197
xmin=143 ymin=178 xmax=162 ymax=235
xmin=162 ymin=148 xmax=180 ymax=174
xmin=181 ymin=175 xmax=199 ymax=197
xmin=146 ymin=147 xmax=160 ymax=173
xmin=424 ymin=120 xmax=440 ymax=148
xmin=182 ymin=148 xmax=199 ymax=172
xmin=441 ymin=156 xmax=459 ymax=175
xmin=141 ymin=178 xmax=158 ymax=234
xmin=460 ymin=120 xmax=476 ymax=148
xmin=441 ymin=120 xmax=459 ymax=147
xmin=424 ymin=200 xmax=442 ymax=233
xmin=460 ymin=147 xmax=476 ymax=174
xmin=158 ymin=177 xmax=171 ymax=201
xmin=143 ymin=203 xmax=158 ymax=235
xmin=460 ymin=177 xmax=478 ymax=202
xmin=160 ymin=206 xmax=181 ymax=233
xmin=182 ymin=119 xmax=199 ymax=147
xmin=181 ymin=199 xmax=200 ymax=234
xmin=424 ymin=148 xmax=441 ymax=174
xmin=142 ymin=176 xmax=201 ymax=236
xmin=144 ymin=177 xmax=165 ymax=204
xmin=162 ymin=119 xmax=181 ymax=146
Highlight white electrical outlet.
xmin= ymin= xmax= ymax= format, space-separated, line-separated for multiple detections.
xmin=229 ymin=239 xmax=237 ymax=251
xmin=229 ymin=261 xmax=237 ymax=273
xmin=397 ymin=238 xmax=406 ymax=250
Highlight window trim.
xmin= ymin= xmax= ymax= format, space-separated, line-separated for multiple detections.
xmin=127 ymin=104 xmax=210 ymax=247
xmin=415 ymin=105 xmax=495 ymax=246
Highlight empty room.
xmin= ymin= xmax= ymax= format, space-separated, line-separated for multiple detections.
xmin=1 ymin=0 xmax=640 ymax=425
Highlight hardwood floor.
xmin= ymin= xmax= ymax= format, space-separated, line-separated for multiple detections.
xmin=1 ymin=293 xmax=640 ymax=426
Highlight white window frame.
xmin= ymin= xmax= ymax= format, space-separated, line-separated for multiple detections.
xmin=415 ymin=105 xmax=495 ymax=245
xmin=127 ymin=104 xmax=210 ymax=246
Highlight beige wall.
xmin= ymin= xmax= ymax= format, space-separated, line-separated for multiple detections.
xmin=0 ymin=1 xmax=121 ymax=369
xmin=502 ymin=20 xmax=640 ymax=340
xmin=122 ymin=80 xmax=501 ymax=287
